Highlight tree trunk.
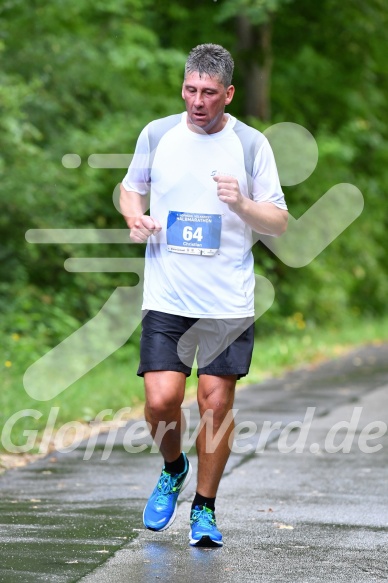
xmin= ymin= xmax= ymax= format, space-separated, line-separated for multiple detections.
xmin=236 ymin=15 xmax=273 ymax=121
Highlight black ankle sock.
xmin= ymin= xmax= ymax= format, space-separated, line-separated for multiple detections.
xmin=192 ymin=492 xmax=216 ymax=512
xmin=164 ymin=453 xmax=185 ymax=475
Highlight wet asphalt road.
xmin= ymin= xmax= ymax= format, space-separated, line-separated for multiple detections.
xmin=0 ymin=343 xmax=388 ymax=582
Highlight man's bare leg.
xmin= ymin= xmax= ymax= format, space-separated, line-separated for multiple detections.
xmin=196 ymin=374 xmax=237 ymax=497
xmin=188 ymin=374 xmax=236 ymax=546
xmin=142 ymin=370 xmax=192 ymax=532
xmin=144 ymin=370 xmax=186 ymax=462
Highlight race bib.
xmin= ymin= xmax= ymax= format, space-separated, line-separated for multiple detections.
xmin=166 ymin=211 xmax=222 ymax=256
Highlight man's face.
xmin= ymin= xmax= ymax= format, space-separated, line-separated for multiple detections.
xmin=182 ymin=71 xmax=235 ymax=134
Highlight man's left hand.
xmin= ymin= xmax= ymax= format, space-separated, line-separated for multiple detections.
xmin=213 ymin=175 xmax=244 ymax=211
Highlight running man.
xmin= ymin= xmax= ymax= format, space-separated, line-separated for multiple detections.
xmin=120 ymin=43 xmax=288 ymax=547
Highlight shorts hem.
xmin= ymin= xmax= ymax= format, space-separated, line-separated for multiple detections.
xmin=137 ymin=362 xmax=192 ymax=377
xmin=197 ymin=368 xmax=250 ymax=380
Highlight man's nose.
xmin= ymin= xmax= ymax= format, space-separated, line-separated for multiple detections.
xmin=193 ymin=92 xmax=204 ymax=107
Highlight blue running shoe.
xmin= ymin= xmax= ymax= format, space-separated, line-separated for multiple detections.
xmin=189 ymin=505 xmax=223 ymax=547
xmin=143 ymin=453 xmax=192 ymax=531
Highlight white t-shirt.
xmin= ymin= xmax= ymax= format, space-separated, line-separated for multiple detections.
xmin=122 ymin=112 xmax=287 ymax=318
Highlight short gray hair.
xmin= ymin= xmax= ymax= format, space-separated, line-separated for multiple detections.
xmin=185 ymin=44 xmax=234 ymax=87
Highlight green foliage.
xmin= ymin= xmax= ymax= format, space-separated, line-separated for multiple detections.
xmin=215 ymin=0 xmax=294 ymax=24
xmin=265 ymin=0 xmax=388 ymax=325
xmin=0 ymin=0 xmax=186 ymax=361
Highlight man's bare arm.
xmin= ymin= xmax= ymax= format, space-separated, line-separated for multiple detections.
xmin=214 ymin=175 xmax=288 ymax=236
xmin=119 ymin=183 xmax=161 ymax=243
xmin=231 ymin=199 xmax=288 ymax=236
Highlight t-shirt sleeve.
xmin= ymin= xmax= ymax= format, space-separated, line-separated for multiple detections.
xmin=251 ymin=137 xmax=288 ymax=210
xmin=121 ymin=126 xmax=151 ymax=195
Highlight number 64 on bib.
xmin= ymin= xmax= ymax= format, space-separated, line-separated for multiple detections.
xmin=167 ymin=211 xmax=222 ymax=256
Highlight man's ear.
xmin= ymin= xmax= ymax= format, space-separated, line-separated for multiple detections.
xmin=225 ymin=85 xmax=235 ymax=105
xmin=181 ymin=82 xmax=185 ymax=100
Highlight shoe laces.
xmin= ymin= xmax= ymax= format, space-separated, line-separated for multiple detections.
xmin=191 ymin=506 xmax=216 ymax=527
xmin=155 ymin=471 xmax=181 ymax=504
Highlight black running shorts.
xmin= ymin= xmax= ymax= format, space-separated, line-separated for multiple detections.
xmin=137 ymin=310 xmax=255 ymax=379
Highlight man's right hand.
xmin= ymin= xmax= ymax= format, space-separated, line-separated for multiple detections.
xmin=129 ymin=215 xmax=162 ymax=243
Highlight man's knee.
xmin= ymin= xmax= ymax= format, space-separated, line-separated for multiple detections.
xmin=145 ymin=392 xmax=183 ymax=419
xmin=144 ymin=372 xmax=185 ymax=420
xmin=197 ymin=378 xmax=236 ymax=426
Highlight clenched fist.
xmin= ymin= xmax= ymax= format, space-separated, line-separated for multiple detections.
xmin=130 ymin=215 xmax=162 ymax=243
xmin=213 ymin=175 xmax=244 ymax=211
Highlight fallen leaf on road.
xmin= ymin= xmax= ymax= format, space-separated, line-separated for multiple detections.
xmin=274 ymin=522 xmax=294 ymax=530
